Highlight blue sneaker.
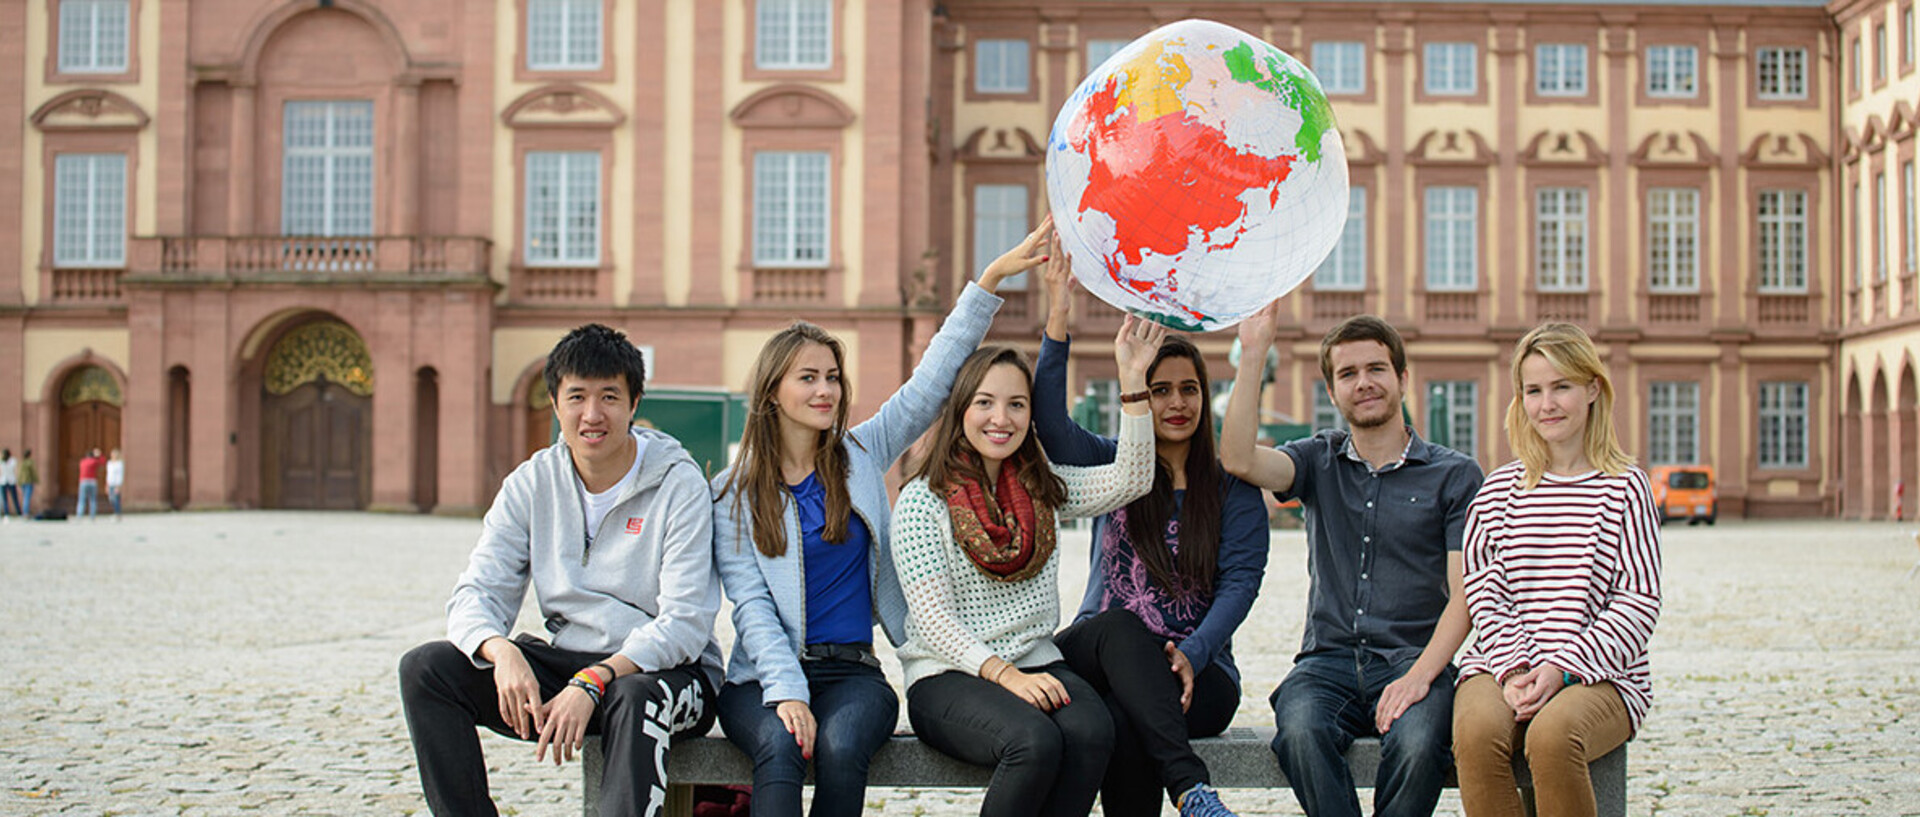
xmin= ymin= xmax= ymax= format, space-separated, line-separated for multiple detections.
xmin=1177 ymin=783 xmax=1237 ymax=817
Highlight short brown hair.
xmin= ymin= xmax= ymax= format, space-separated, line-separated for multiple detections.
xmin=1318 ymin=315 xmax=1407 ymax=385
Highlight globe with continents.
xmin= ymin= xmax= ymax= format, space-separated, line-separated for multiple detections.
xmin=1047 ymin=19 xmax=1348 ymax=332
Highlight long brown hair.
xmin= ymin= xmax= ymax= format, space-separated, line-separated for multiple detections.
xmin=1124 ymin=335 xmax=1221 ymax=599
xmin=909 ymin=346 xmax=1067 ymax=509
xmin=723 ymin=321 xmax=854 ymax=557
xmin=1504 ymin=322 xmax=1635 ymax=490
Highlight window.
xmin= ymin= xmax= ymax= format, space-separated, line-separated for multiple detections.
xmin=282 ymin=101 xmax=374 ymax=237
xmin=1906 ymin=7 xmax=1915 ymax=66
xmin=1535 ymin=43 xmax=1588 ymax=95
xmin=1647 ymin=382 xmax=1699 ymax=465
xmin=1083 ymin=379 xmax=1121 ymax=437
xmin=1086 ymin=39 xmax=1129 ymax=76
xmin=755 ymin=0 xmax=831 ymax=70
xmin=1646 ymin=45 xmax=1698 ymax=97
xmin=52 ymin=153 xmax=125 ymax=266
xmin=1648 ymin=188 xmax=1699 ymax=291
xmin=1313 ymin=41 xmax=1366 ymax=95
xmin=1851 ymin=182 xmax=1863 ymax=288
xmin=1757 ymin=382 xmax=1809 ymax=468
xmin=1536 ymin=187 xmax=1588 ymax=290
xmin=1431 ymin=380 xmax=1478 ymax=459
xmin=1852 ymin=37 xmax=1863 ymax=93
xmin=527 ymin=0 xmax=601 ymax=71
xmin=1878 ymin=23 xmax=1889 ymax=80
xmin=1425 ymin=186 xmax=1477 ymax=290
xmin=1312 ymin=387 xmax=1348 ymax=433
xmin=58 ymin=0 xmax=129 ymax=73
xmin=976 ymin=39 xmax=1030 ymax=94
xmin=1903 ymin=160 xmax=1914 ymax=271
xmin=1424 ymin=42 xmax=1477 ymax=95
xmin=1758 ymin=190 xmax=1808 ymax=291
xmin=1314 ymin=187 xmax=1366 ymax=290
xmin=525 ymin=152 xmax=600 ymax=266
xmin=973 ymin=184 xmax=1031 ymax=290
xmin=1756 ymin=47 xmax=1808 ymax=99
xmin=753 ymin=151 xmax=830 ymax=267
xmin=1876 ymin=171 xmax=1889 ymax=283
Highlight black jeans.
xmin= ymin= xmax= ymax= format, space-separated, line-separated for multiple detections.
xmin=1055 ymin=609 xmax=1239 ymax=815
xmin=906 ymin=662 xmax=1113 ymax=817
xmin=398 ymin=636 xmax=716 ymax=817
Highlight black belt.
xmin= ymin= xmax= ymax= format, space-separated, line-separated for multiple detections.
xmin=802 ymin=642 xmax=880 ymax=669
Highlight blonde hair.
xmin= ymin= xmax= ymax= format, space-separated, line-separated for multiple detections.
xmin=1504 ymin=322 xmax=1634 ymax=489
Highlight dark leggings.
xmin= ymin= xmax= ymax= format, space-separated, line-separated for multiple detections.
xmin=1055 ymin=609 xmax=1239 ymax=815
xmin=906 ymin=662 xmax=1113 ymax=817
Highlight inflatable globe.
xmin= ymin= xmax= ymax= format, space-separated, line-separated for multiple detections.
xmin=1046 ymin=19 xmax=1348 ymax=332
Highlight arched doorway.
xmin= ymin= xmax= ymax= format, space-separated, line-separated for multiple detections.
xmin=57 ymin=366 xmax=123 ymax=505
xmin=525 ymin=375 xmax=555 ymax=462
xmin=261 ymin=321 xmax=372 ymax=509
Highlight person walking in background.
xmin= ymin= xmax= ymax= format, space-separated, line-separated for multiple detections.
xmin=18 ymin=450 xmax=37 ymax=517
xmin=1452 ymin=323 xmax=1663 ymax=817
xmin=106 ymin=448 xmax=126 ymax=519
xmin=1029 ymin=246 xmax=1269 ymax=817
xmin=0 ymin=448 xmax=19 ymax=521
xmin=708 ymin=220 xmax=1028 ymax=817
xmin=77 ymin=448 xmax=104 ymax=520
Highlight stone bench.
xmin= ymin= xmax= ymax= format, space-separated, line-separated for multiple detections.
xmin=582 ymin=726 xmax=1626 ymax=817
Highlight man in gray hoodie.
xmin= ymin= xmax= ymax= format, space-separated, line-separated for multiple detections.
xmin=400 ymin=323 xmax=724 ymax=817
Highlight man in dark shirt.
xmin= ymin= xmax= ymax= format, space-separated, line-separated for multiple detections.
xmin=1222 ymin=307 xmax=1483 ymax=817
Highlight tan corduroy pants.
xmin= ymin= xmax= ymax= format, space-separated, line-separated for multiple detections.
xmin=1452 ymin=673 xmax=1632 ymax=817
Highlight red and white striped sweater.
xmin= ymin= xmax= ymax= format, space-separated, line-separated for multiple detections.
xmin=1458 ymin=460 xmax=1663 ymax=731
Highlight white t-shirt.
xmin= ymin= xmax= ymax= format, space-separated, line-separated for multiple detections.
xmin=577 ymin=438 xmax=646 ymax=540
xmin=0 ymin=458 xmax=16 ymax=485
xmin=106 ymin=459 xmax=125 ymax=489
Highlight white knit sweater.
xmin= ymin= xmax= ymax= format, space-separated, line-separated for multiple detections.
xmin=892 ymin=411 xmax=1155 ymax=689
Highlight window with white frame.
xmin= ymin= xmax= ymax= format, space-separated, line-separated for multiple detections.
xmin=1085 ymin=39 xmax=1129 ymax=76
xmin=1431 ymin=380 xmax=1478 ymax=459
xmin=1312 ymin=386 xmax=1349 ymax=433
xmin=1757 ymin=381 xmax=1809 ymax=468
xmin=1426 ymin=186 xmax=1477 ymax=290
xmin=1876 ymin=171 xmax=1889 ymax=282
xmin=53 ymin=153 xmax=125 ymax=266
xmin=1424 ymin=42 xmax=1477 ymax=95
xmin=1756 ymin=47 xmax=1808 ymax=99
xmin=1314 ymin=187 xmax=1366 ymax=290
xmin=753 ymin=151 xmax=830 ymax=267
xmin=1852 ymin=182 xmax=1863 ymax=289
xmin=1313 ymin=41 xmax=1366 ymax=95
xmin=755 ymin=0 xmax=831 ymax=70
xmin=1903 ymin=160 xmax=1915 ymax=271
xmin=1647 ymin=381 xmax=1699 ymax=465
xmin=527 ymin=0 xmax=601 ymax=70
xmin=1646 ymin=45 xmax=1697 ymax=97
xmin=1878 ymin=24 xmax=1889 ymax=80
xmin=1758 ymin=190 xmax=1808 ymax=291
xmin=1648 ymin=188 xmax=1699 ymax=291
xmin=524 ymin=151 xmax=600 ymax=266
xmin=973 ymin=184 xmax=1031 ymax=290
xmin=282 ymin=101 xmax=374 ymax=237
xmin=1535 ymin=43 xmax=1588 ymax=95
xmin=58 ymin=0 xmax=129 ymax=73
xmin=1906 ymin=7 xmax=1915 ymax=66
xmin=976 ymin=39 xmax=1030 ymax=94
xmin=1852 ymin=37 xmax=1863 ymax=93
xmin=1536 ymin=187 xmax=1588 ymax=290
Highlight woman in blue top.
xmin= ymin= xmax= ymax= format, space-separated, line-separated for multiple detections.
xmin=710 ymin=220 xmax=1049 ymax=817
xmin=1030 ymin=245 xmax=1271 ymax=817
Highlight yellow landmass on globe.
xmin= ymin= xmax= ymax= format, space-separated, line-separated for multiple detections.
xmin=1115 ymin=38 xmax=1192 ymax=122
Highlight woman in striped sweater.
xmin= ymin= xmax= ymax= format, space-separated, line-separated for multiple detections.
xmin=891 ymin=317 xmax=1164 ymax=817
xmin=1453 ymin=322 xmax=1663 ymax=817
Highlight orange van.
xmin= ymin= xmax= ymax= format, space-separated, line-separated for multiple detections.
xmin=1649 ymin=465 xmax=1717 ymax=525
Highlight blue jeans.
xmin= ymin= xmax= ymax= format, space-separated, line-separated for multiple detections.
xmin=77 ymin=480 xmax=98 ymax=518
xmin=716 ymin=658 xmax=898 ymax=817
xmin=1270 ymin=651 xmax=1456 ymax=817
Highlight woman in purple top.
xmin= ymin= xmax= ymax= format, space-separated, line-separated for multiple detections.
xmin=1030 ymin=246 xmax=1270 ymax=817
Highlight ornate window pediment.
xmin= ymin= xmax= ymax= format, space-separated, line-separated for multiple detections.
xmin=729 ymin=84 xmax=854 ymax=129
xmin=31 ymin=89 xmax=150 ymax=132
xmin=501 ymin=84 xmax=627 ymax=129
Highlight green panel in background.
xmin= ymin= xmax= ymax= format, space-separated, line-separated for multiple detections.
xmin=633 ymin=388 xmax=750 ymax=479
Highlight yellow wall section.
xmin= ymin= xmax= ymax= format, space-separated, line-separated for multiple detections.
xmin=666 ymin=0 xmax=695 ymax=305
xmin=491 ymin=327 xmax=570 ymax=403
xmin=23 ymin=330 xmax=131 ymax=397
xmin=721 ymin=327 xmax=860 ymax=396
xmin=489 ymin=0 xmax=518 ymax=289
xmin=838 ymin=1 xmax=867 ymax=307
xmin=134 ymin=0 xmax=160 ymax=236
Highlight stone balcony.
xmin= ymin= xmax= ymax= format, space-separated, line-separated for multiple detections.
xmin=126 ymin=235 xmax=492 ymax=284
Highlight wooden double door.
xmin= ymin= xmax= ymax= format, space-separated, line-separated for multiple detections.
xmin=58 ymin=400 xmax=121 ymax=500
xmin=262 ymin=379 xmax=370 ymax=509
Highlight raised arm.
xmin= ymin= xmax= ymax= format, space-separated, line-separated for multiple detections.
xmin=1057 ymin=316 xmax=1163 ymax=518
xmin=1219 ymin=300 xmax=1298 ymax=492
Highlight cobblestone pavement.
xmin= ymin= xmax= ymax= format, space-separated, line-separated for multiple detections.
xmin=2 ymin=512 xmax=1916 ymax=816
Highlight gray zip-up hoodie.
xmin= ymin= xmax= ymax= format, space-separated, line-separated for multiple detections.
xmin=446 ymin=426 xmax=724 ymax=688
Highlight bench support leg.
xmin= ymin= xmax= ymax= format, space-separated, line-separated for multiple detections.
xmin=664 ymin=782 xmax=694 ymax=817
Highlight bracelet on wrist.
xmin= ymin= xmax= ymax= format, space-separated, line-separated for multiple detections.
xmin=568 ymin=677 xmax=603 ymax=706
xmin=1118 ymin=389 xmax=1150 ymax=404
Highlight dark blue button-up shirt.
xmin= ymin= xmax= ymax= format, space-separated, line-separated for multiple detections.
xmin=1276 ymin=428 xmax=1483 ymax=664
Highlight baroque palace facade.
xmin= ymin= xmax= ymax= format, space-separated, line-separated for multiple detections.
xmin=0 ymin=0 xmax=1887 ymax=519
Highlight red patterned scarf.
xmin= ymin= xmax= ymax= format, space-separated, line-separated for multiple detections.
xmin=946 ymin=456 xmax=1057 ymax=582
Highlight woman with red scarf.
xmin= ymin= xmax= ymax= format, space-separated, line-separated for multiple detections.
xmin=890 ymin=316 xmax=1162 ymax=817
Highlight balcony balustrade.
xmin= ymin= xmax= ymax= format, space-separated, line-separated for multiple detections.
xmin=129 ymin=235 xmax=491 ymax=281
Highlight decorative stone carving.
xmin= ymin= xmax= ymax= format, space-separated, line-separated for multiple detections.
xmin=729 ymin=85 xmax=856 ymax=129
xmin=1522 ymin=130 xmax=1607 ymax=167
xmin=264 ymin=322 xmax=375 ymax=397
xmin=61 ymin=366 xmax=123 ymax=406
xmin=1409 ymin=129 xmax=1495 ymax=165
xmin=1630 ymin=131 xmax=1717 ymax=168
xmin=30 ymin=89 xmax=151 ymax=132
xmin=501 ymin=84 xmax=627 ymax=129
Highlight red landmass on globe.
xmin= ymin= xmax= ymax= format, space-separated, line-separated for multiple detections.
xmin=1067 ymin=76 xmax=1298 ymax=301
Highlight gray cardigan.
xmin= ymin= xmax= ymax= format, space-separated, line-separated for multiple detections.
xmin=711 ymin=283 xmax=1002 ymax=706
xmin=447 ymin=427 xmax=725 ymax=688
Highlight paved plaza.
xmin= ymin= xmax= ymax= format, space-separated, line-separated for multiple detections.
xmin=2 ymin=511 xmax=1917 ymax=816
